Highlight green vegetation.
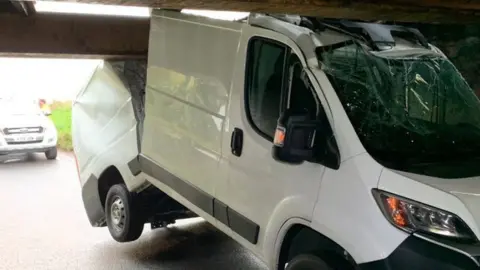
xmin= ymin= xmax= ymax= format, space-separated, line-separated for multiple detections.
xmin=49 ymin=101 xmax=73 ymax=151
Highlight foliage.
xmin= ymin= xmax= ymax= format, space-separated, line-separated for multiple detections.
xmin=49 ymin=101 xmax=73 ymax=151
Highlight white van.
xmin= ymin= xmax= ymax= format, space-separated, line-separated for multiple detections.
xmin=74 ymin=10 xmax=480 ymax=270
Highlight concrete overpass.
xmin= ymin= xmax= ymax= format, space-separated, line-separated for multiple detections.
xmin=37 ymin=0 xmax=480 ymax=23
xmin=0 ymin=1 xmax=149 ymax=58
xmin=0 ymin=0 xmax=478 ymax=59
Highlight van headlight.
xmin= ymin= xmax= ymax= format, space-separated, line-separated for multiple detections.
xmin=372 ymin=189 xmax=476 ymax=241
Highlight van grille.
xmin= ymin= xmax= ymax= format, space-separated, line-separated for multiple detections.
xmin=3 ymin=127 xmax=44 ymax=135
xmin=6 ymin=140 xmax=43 ymax=145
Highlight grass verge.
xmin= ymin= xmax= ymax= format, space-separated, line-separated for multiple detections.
xmin=49 ymin=101 xmax=73 ymax=151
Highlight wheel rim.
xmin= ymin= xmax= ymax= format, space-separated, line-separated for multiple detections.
xmin=110 ymin=196 xmax=126 ymax=232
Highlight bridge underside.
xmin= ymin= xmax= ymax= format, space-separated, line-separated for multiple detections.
xmin=0 ymin=0 xmax=477 ymax=59
xmin=47 ymin=0 xmax=480 ymax=24
xmin=0 ymin=0 xmax=474 ymax=106
xmin=0 ymin=14 xmax=149 ymax=59
xmin=0 ymin=6 xmax=149 ymax=59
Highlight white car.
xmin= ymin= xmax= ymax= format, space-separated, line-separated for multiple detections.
xmin=0 ymin=101 xmax=58 ymax=159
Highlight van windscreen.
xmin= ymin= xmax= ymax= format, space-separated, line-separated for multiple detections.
xmin=318 ymin=42 xmax=480 ymax=178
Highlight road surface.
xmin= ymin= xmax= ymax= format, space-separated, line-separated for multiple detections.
xmin=0 ymin=152 xmax=267 ymax=270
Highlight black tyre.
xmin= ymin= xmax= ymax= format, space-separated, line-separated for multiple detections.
xmin=286 ymin=254 xmax=333 ymax=270
xmin=105 ymin=184 xmax=144 ymax=242
xmin=45 ymin=147 xmax=57 ymax=160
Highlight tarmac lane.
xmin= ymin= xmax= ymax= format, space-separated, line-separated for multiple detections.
xmin=0 ymin=152 xmax=267 ymax=270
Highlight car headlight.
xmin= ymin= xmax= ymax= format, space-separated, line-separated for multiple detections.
xmin=372 ymin=189 xmax=476 ymax=241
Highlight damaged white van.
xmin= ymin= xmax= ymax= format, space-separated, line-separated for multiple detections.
xmin=74 ymin=10 xmax=480 ymax=270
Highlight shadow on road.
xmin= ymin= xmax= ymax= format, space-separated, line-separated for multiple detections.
xmin=98 ymin=218 xmax=266 ymax=269
xmin=0 ymin=153 xmax=266 ymax=270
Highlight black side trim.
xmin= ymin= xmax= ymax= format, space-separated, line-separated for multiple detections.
xmin=135 ymin=154 xmax=260 ymax=244
xmin=359 ymin=234 xmax=479 ymax=270
xmin=81 ymin=174 xmax=106 ymax=227
xmin=228 ymin=207 xmax=260 ymax=244
xmin=139 ymin=155 xmax=213 ymax=216
xmin=128 ymin=157 xmax=141 ymax=176
xmin=213 ymin=199 xmax=229 ymax=226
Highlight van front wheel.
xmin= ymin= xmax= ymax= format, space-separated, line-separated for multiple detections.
xmin=285 ymin=254 xmax=332 ymax=270
xmin=105 ymin=184 xmax=144 ymax=242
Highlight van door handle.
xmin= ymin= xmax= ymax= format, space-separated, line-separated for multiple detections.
xmin=230 ymin=128 xmax=243 ymax=157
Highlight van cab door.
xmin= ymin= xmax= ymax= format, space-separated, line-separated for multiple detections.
xmin=217 ymin=26 xmax=334 ymax=256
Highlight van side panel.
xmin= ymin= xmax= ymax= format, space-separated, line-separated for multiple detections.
xmin=142 ymin=11 xmax=241 ymax=201
xmin=109 ymin=60 xmax=147 ymax=152
xmin=73 ymin=62 xmax=141 ymax=225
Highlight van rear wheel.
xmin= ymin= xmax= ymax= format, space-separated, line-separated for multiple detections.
xmin=105 ymin=184 xmax=144 ymax=242
xmin=285 ymin=254 xmax=332 ymax=270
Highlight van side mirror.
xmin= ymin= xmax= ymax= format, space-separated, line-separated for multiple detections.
xmin=272 ymin=109 xmax=319 ymax=164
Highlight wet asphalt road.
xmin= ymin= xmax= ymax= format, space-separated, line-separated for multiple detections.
xmin=0 ymin=153 xmax=267 ymax=270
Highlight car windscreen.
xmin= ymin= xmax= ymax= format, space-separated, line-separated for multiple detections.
xmin=0 ymin=102 xmax=42 ymax=116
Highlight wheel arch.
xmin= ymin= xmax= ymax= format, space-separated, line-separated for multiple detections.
xmin=98 ymin=165 xmax=126 ymax=209
xmin=82 ymin=165 xmax=125 ymax=228
xmin=276 ymin=223 xmax=358 ymax=270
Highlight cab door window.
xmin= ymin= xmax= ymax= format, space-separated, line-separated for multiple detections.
xmin=245 ymin=39 xmax=327 ymax=145
xmin=245 ymin=38 xmax=287 ymax=140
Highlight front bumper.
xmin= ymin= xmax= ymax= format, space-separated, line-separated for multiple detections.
xmin=359 ymin=234 xmax=480 ymax=270
xmin=0 ymin=145 xmax=56 ymax=155
xmin=0 ymin=137 xmax=57 ymax=155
